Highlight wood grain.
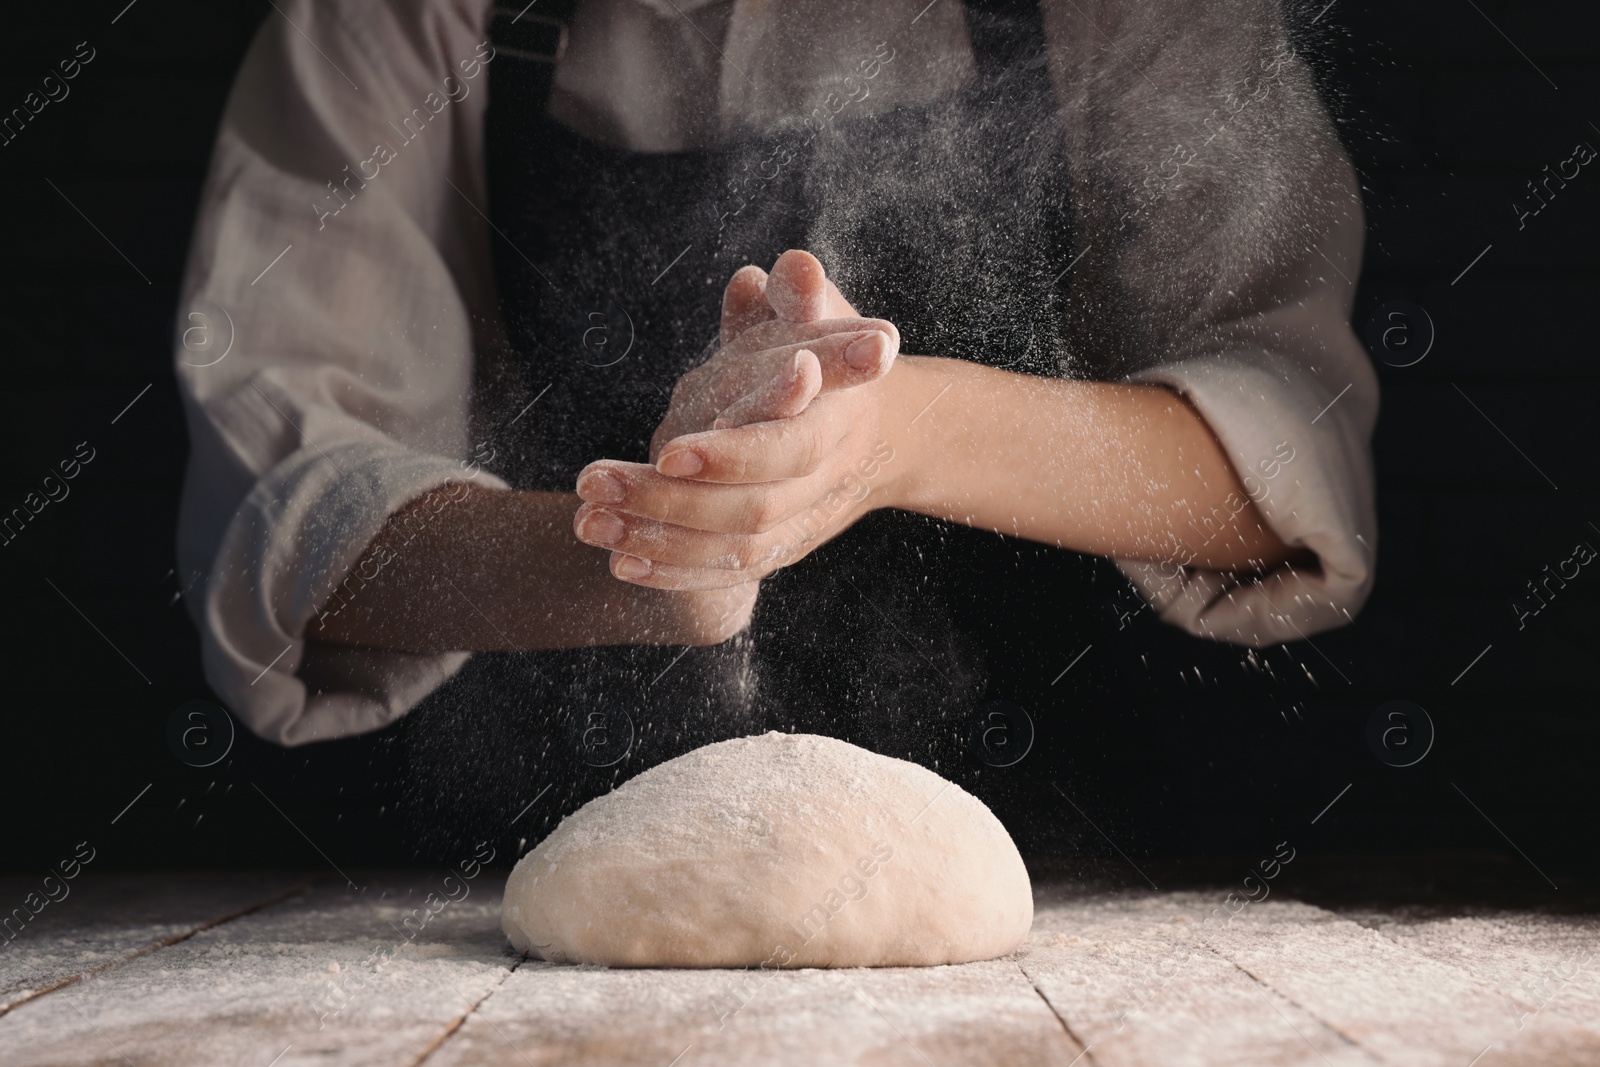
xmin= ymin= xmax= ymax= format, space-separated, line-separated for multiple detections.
xmin=0 ymin=874 xmax=513 ymax=1067
xmin=0 ymin=872 xmax=313 ymax=1017
xmin=2 ymin=872 xmax=1598 ymax=1067
xmin=1332 ymin=907 xmax=1600 ymax=1067
xmin=1021 ymin=890 xmax=1376 ymax=1067
xmin=425 ymin=956 xmax=1083 ymax=1067
xmin=1201 ymin=897 xmax=1552 ymax=1067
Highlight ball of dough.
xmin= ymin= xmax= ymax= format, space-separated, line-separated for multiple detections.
xmin=501 ymin=731 xmax=1031 ymax=967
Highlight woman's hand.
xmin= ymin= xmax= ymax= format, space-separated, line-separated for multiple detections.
xmin=575 ymin=372 xmax=908 ymax=588
xmin=647 ymin=250 xmax=899 ymax=457
xmin=576 ymin=251 xmax=916 ymax=589
xmin=570 ymin=248 xmax=1300 ymax=600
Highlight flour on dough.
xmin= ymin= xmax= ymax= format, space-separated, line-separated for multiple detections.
xmin=501 ymin=731 xmax=1032 ymax=967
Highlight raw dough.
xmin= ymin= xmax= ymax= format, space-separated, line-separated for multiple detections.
xmin=501 ymin=731 xmax=1032 ymax=967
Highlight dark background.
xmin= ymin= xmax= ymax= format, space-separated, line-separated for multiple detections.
xmin=0 ymin=1 xmax=1595 ymax=885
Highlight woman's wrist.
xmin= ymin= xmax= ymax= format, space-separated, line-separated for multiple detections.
xmin=879 ymin=355 xmax=959 ymax=515
xmin=867 ymin=357 xmax=1298 ymax=572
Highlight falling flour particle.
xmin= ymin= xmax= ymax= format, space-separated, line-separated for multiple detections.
xmin=501 ymin=731 xmax=1031 ymax=967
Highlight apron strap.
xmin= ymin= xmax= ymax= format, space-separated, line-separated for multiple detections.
xmin=962 ymin=0 xmax=1051 ymax=91
xmin=486 ymin=1 xmax=578 ymax=112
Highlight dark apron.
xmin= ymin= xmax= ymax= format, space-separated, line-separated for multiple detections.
xmin=397 ymin=0 xmax=1112 ymax=856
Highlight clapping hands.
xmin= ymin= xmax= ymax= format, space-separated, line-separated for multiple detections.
xmin=573 ymin=251 xmax=910 ymax=591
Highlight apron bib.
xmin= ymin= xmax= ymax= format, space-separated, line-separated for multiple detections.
xmin=399 ymin=0 xmax=1111 ymax=854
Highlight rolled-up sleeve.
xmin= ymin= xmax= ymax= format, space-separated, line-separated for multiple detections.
xmin=1045 ymin=0 xmax=1378 ymax=646
xmin=175 ymin=0 xmax=502 ymax=744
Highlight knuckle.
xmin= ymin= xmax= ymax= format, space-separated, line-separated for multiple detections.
xmin=727 ymin=449 xmax=758 ymax=483
xmin=705 ymin=439 xmax=752 ymax=482
xmin=740 ymin=495 xmax=770 ymax=533
xmin=657 ymin=492 xmax=692 ymax=528
xmin=745 ymin=491 xmax=786 ymax=534
xmin=801 ymin=424 xmax=828 ymax=474
xmin=643 ymin=565 xmax=685 ymax=591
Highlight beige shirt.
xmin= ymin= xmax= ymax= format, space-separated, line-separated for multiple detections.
xmin=176 ymin=0 xmax=1377 ymax=745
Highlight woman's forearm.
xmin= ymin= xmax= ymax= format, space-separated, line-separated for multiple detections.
xmin=311 ymin=482 xmax=747 ymax=653
xmin=884 ymin=356 xmax=1297 ymax=573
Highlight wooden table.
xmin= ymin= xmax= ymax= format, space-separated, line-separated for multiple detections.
xmin=2 ymin=869 xmax=1597 ymax=1066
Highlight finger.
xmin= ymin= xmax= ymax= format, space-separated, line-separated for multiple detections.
xmin=658 ymin=407 xmax=853 ymax=485
xmin=649 ymin=319 xmax=891 ymax=460
xmin=712 ymin=349 xmax=822 ymax=429
xmin=766 ymin=249 xmax=863 ymax=322
xmin=766 ymin=250 xmax=829 ymax=322
xmin=575 ymin=505 xmax=782 ymax=572
xmin=578 ymin=459 xmax=828 ymax=531
xmin=731 ymin=315 xmax=900 ymax=362
xmin=725 ymin=323 xmax=898 ymax=392
xmin=720 ymin=265 xmax=774 ymax=343
xmin=609 ymin=551 xmax=766 ymax=591
xmin=664 ymin=330 xmax=890 ymax=441
xmin=689 ymin=317 xmax=897 ymax=413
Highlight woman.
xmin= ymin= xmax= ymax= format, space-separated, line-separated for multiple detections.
xmin=175 ymin=0 xmax=1375 ymax=851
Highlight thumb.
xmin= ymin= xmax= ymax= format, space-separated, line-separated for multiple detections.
xmin=712 ymin=349 xmax=823 ymax=429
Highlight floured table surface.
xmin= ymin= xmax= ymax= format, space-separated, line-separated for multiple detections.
xmin=2 ymin=866 xmax=1597 ymax=1066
